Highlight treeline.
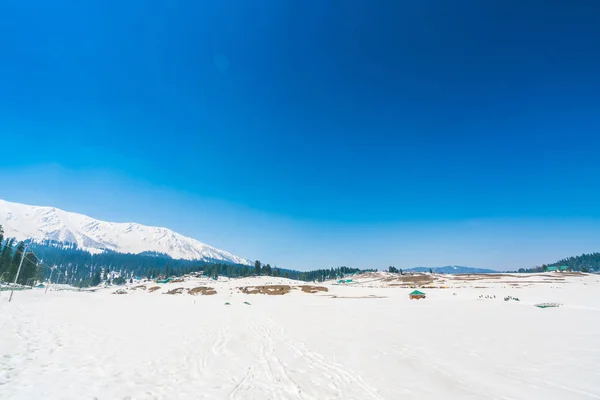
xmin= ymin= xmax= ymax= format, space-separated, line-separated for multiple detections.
xmin=549 ymin=252 xmax=600 ymax=272
xmin=0 ymin=228 xmax=367 ymax=287
xmin=516 ymin=252 xmax=600 ymax=273
xmin=0 ymin=226 xmax=41 ymax=285
xmin=25 ymin=240 xmax=257 ymax=287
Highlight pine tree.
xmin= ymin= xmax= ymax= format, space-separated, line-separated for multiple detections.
xmin=0 ymin=226 xmax=4 ymax=277
xmin=0 ymin=238 xmax=14 ymax=280
xmin=113 ymin=276 xmax=126 ymax=285
xmin=91 ymin=270 xmax=102 ymax=286
xmin=8 ymin=241 xmax=25 ymax=283
xmin=0 ymin=224 xmax=4 ymax=258
xmin=18 ymin=251 xmax=38 ymax=285
xmin=254 ymin=260 xmax=261 ymax=276
xmin=262 ymin=264 xmax=272 ymax=276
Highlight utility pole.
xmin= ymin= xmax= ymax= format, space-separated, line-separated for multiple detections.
xmin=45 ymin=267 xmax=55 ymax=294
xmin=55 ymin=270 xmax=63 ymax=291
xmin=9 ymin=245 xmax=27 ymax=303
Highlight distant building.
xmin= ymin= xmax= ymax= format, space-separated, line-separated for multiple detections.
xmin=546 ymin=266 xmax=559 ymax=272
xmin=409 ymin=290 xmax=426 ymax=300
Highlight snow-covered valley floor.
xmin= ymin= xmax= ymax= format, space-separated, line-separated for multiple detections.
xmin=1 ymin=274 xmax=600 ymax=399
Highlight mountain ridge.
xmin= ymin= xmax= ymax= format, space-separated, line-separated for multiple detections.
xmin=0 ymin=199 xmax=251 ymax=265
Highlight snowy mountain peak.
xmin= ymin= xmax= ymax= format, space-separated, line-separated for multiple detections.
xmin=0 ymin=199 xmax=251 ymax=265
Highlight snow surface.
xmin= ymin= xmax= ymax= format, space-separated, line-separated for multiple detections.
xmin=0 ymin=199 xmax=250 ymax=264
xmin=1 ymin=273 xmax=600 ymax=399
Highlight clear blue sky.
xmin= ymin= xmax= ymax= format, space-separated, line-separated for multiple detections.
xmin=1 ymin=0 xmax=600 ymax=270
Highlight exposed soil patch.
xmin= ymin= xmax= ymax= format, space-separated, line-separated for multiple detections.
xmin=165 ymin=287 xmax=185 ymax=295
xmin=113 ymin=289 xmax=127 ymax=295
xmin=148 ymin=286 xmax=161 ymax=293
xmin=330 ymin=295 xmax=387 ymax=299
xmin=240 ymin=285 xmax=292 ymax=295
xmin=132 ymin=285 xmax=147 ymax=290
xmin=188 ymin=286 xmax=217 ymax=296
xmin=171 ymin=278 xmax=185 ymax=283
xmin=384 ymin=274 xmax=436 ymax=286
xmin=300 ymin=285 xmax=328 ymax=294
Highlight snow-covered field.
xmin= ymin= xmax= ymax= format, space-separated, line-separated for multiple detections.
xmin=1 ymin=273 xmax=600 ymax=400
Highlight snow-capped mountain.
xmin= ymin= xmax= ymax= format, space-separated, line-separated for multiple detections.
xmin=0 ymin=199 xmax=251 ymax=265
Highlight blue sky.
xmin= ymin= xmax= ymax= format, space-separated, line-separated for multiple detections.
xmin=1 ymin=0 xmax=600 ymax=270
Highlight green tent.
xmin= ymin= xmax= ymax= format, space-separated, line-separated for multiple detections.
xmin=546 ymin=266 xmax=559 ymax=272
xmin=410 ymin=290 xmax=425 ymax=295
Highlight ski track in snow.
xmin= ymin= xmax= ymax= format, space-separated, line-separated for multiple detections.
xmin=228 ymin=311 xmax=381 ymax=400
xmin=0 ymin=295 xmax=384 ymax=399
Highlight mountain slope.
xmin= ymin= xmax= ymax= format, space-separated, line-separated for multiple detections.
xmin=0 ymin=199 xmax=250 ymax=264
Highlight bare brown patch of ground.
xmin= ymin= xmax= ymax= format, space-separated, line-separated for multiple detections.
xmin=300 ymin=285 xmax=328 ymax=294
xmin=165 ymin=287 xmax=185 ymax=295
xmin=330 ymin=295 xmax=387 ymax=299
xmin=132 ymin=285 xmax=147 ymax=290
xmin=148 ymin=286 xmax=161 ymax=293
xmin=188 ymin=286 xmax=217 ymax=296
xmin=383 ymin=274 xmax=436 ymax=286
xmin=171 ymin=278 xmax=185 ymax=283
xmin=239 ymin=285 xmax=292 ymax=295
xmin=112 ymin=289 xmax=127 ymax=295
xmin=355 ymin=272 xmax=384 ymax=280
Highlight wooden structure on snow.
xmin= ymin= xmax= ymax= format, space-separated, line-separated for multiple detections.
xmin=409 ymin=290 xmax=426 ymax=300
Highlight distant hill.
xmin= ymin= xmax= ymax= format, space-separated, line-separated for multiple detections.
xmin=405 ymin=266 xmax=497 ymax=274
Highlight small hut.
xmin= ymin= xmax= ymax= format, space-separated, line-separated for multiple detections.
xmin=409 ymin=290 xmax=426 ymax=300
